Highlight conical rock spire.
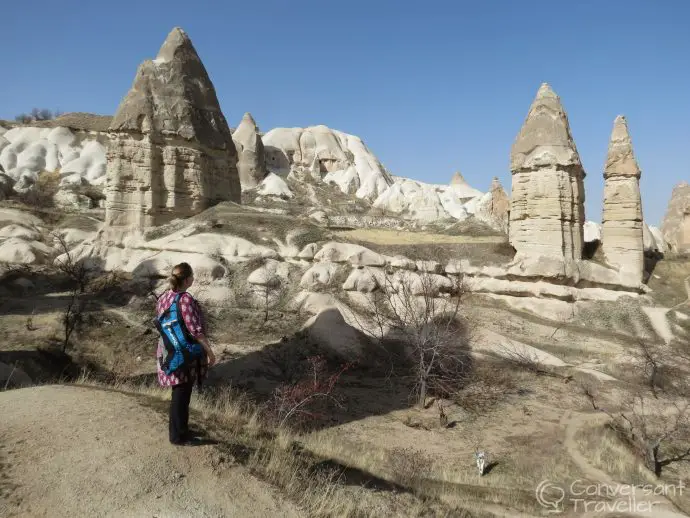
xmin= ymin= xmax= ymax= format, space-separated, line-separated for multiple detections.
xmin=509 ymin=83 xmax=586 ymax=259
xmin=105 ymin=27 xmax=240 ymax=233
xmin=109 ymin=27 xmax=233 ymax=151
xmin=601 ymin=115 xmax=644 ymax=281
xmin=604 ymin=115 xmax=641 ymax=178
xmin=450 ymin=171 xmax=469 ymax=186
xmin=233 ymin=112 xmax=267 ymax=190
xmin=661 ymin=181 xmax=690 ymax=253
xmin=511 ymin=83 xmax=583 ymax=172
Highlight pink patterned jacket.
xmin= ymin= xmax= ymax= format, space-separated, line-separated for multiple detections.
xmin=155 ymin=290 xmax=208 ymax=387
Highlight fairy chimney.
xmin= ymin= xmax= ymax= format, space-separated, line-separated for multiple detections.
xmin=232 ymin=112 xmax=267 ymax=190
xmin=601 ymin=116 xmax=644 ymax=280
xmin=105 ymin=27 xmax=240 ymax=232
xmin=661 ymin=182 xmax=690 ymax=254
xmin=509 ymin=83 xmax=586 ymax=258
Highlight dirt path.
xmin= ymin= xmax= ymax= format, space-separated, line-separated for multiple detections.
xmin=0 ymin=385 xmax=300 ymax=518
xmin=561 ymin=411 xmax=687 ymax=518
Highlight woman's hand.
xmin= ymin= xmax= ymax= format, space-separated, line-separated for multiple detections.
xmin=206 ymin=349 xmax=216 ymax=367
xmin=197 ymin=334 xmax=216 ymax=367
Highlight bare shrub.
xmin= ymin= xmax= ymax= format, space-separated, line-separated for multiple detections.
xmin=52 ymin=232 xmax=89 ymax=293
xmin=59 ymin=290 xmax=85 ymax=352
xmin=604 ymin=394 xmax=690 ymax=477
xmin=31 ymin=108 xmax=56 ymax=121
xmin=629 ymin=340 xmax=689 ymax=397
xmin=351 ymin=268 xmax=472 ymax=407
xmin=577 ymin=378 xmax=600 ymax=410
xmin=14 ymin=108 xmax=57 ymax=123
xmin=16 ymin=170 xmax=61 ymax=208
xmin=264 ymin=355 xmax=351 ymax=429
xmin=387 ymin=447 xmax=433 ymax=487
xmin=452 ymin=360 xmax=517 ymax=416
xmin=496 ymin=342 xmax=572 ymax=382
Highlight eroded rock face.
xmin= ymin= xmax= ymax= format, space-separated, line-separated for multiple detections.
xmin=509 ymin=83 xmax=586 ymax=259
xmin=449 ymin=171 xmax=482 ymax=200
xmin=105 ymin=27 xmax=240 ymax=232
xmin=601 ymin=116 xmax=644 ymax=281
xmin=474 ymin=177 xmax=510 ymax=233
xmin=233 ymin=113 xmax=266 ymax=190
xmin=262 ymin=125 xmax=392 ymax=200
xmin=661 ymin=182 xmax=690 ymax=253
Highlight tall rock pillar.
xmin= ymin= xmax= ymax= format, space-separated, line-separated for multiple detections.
xmin=105 ymin=27 xmax=240 ymax=233
xmin=661 ymin=182 xmax=690 ymax=254
xmin=601 ymin=116 xmax=644 ymax=281
xmin=509 ymin=83 xmax=586 ymax=258
xmin=233 ymin=112 xmax=267 ymax=190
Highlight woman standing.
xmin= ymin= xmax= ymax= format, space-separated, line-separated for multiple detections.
xmin=156 ymin=262 xmax=216 ymax=445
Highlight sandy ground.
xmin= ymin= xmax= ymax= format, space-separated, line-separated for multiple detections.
xmin=0 ymin=385 xmax=299 ymax=518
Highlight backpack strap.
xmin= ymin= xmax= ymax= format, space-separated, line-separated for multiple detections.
xmin=173 ymin=292 xmax=197 ymax=343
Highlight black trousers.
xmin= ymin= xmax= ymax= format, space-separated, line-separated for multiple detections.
xmin=169 ymin=381 xmax=194 ymax=443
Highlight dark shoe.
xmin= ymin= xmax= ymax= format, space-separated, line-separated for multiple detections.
xmin=170 ymin=436 xmax=217 ymax=447
xmin=170 ymin=436 xmax=204 ymax=446
xmin=181 ymin=428 xmax=206 ymax=441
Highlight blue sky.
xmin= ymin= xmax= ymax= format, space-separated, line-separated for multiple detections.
xmin=2 ymin=0 xmax=688 ymax=225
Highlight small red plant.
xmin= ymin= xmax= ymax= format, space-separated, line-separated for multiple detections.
xmin=269 ymin=355 xmax=353 ymax=428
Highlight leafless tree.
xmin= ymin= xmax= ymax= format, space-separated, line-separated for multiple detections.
xmin=577 ymin=379 xmax=599 ymax=410
xmin=353 ymin=268 xmax=471 ymax=407
xmin=496 ymin=342 xmax=572 ymax=382
xmin=633 ymin=340 xmax=666 ymax=398
xmin=51 ymin=232 xmax=89 ymax=293
xmin=61 ymin=290 xmax=84 ymax=352
xmin=30 ymin=108 xmax=55 ymax=121
xmin=604 ymin=393 xmax=690 ymax=477
xmin=14 ymin=109 xmax=57 ymax=123
xmin=628 ymin=339 xmax=690 ymax=398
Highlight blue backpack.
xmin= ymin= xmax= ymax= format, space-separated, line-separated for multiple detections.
xmin=155 ymin=293 xmax=204 ymax=377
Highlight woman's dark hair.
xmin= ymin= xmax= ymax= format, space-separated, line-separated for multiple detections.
xmin=169 ymin=262 xmax=193 ymax=291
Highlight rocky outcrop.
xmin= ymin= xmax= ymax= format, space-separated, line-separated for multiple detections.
xmin=601 ymin=116 xmax=644 ymax=281
xmin=509 ymin=83 xmax=586 ymax=259
xmin=472 ymin=177 xmax=510 ymax=233
xmin=104 ymin=27 xmax=240 ymax=233
xmin=450 ymin=171 xmax=482 ymax=200
xmin=661 ymin=182 xmax=690 ymax=253
xmin=263 ymin=125 xmax=392 ymax=200
xmin=233 ymin=113 xmax=266 ymax=190
xmin=0 ymin=126 xmax=107 ymax=194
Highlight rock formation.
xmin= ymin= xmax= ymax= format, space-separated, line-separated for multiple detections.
xmin=509 ymin=83 xmax=586 ymax=258
xmin=661 ymin=182 xmax=690 ymax=253
xmin=449 ymin=171 xmax=483 ymax=200
xmin=105 ymin=27 xmax=240 ymax=232
xmin=262 ymin=126 xmax=392 ymax=199
xmin=233 ymin=112 xmax=267 ymax=190
xmin=474 ymin=177 xmax=510 ymax=233
xmin=601 ymin=116 xmax=644 ymax=280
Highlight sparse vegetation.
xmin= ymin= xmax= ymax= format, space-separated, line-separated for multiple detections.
xmin=604 ymin=394 xmax=690 ymax=478
xmin=14 ymin=108 xmax=61 ymax=123
xmin=264 ymin=355 xmax=351 ymax=428
xmin=350 ymin=267 xmax=471 ymax=407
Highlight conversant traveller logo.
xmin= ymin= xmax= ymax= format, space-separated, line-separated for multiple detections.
xmin=535 ymin=479 xmax=685 ymax=514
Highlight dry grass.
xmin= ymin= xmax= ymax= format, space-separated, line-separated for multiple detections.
xmin=69 ymin=375 xmax=470 ymax=517
xmin=334 ymin=228 xmax=506 ymax=246
xmin=647 ymin=257 xmax=690 ymax=307
xmin=300 ymin=424 xmax=584 ymax=515
xmin=575 ymin=423 xmax=655 ymax=486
